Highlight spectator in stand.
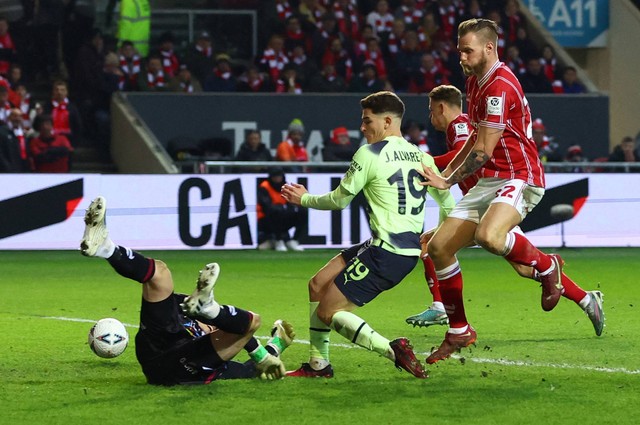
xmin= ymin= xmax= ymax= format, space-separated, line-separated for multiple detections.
xmin=309 ymin=62 xmax=347 ymax=92
xmin=349 ymin=62 xmax=385 ymax=93
xmin=540 ymin=44 xmax=559 ymax=83
xmin=519 ymin=58 xmax=553 ymax=93
xmin=321 ymin=37 xmax=353 ymax=84
xmin=366 ymin=0 xmax=394 ymax=39
xmin=14 ymin=84 xmax=32 ymax=129
xmin=433 ymin=38 xmax=465 ymax=90
xmin=118 ymin=40 xmax=142 ymax=91
xmin=0 ymin=1 xmax=24 ymax=70
xmin=393 ymin=29 xmax=424 ymax=90
xmin=395 ymin=0 xmax=424 ymax=29
xmin=276 ymin=118 xmax=309 ymax=171
xmin=298 ymin=0 xmax=327 ymax=27
xmin=274 ymin=0 xmax=293 ymax=22
xmin=353 ymin=24 xmax=375 ymax=57
xmin=323 ymin=126 xmax=357 ymax=162
xmin=234 ymin=129 xmax=273 ymax=172
xmin=356 ymin=36 xmax=387 ymax=81
xmin=311 ymin=13 xmax=346 ymax=65
xmin=204 ymin=54 xmax=237 ymax=92
xmin=402 ymin=119 xmax=430 ymax=153
xmin=505 ymin=44 xmax=526 ymax=75
xmin=463 ymin=0 xmax=484 ymax=21
xmin=502 ymin=0 xmax=524 ymax=45
xmin=183 ymin=31 xmax=216 ymax=84
xmin=259 ymin=34 xmax=289 ymax=83
xmin=138 ymin=55 xmax=170 ymax=92
xmin=0 ymin=85 xmax=13 ymax=123
xmin=283 ymin=15 xmax=311 ymax=55
xmin=0 ymin=17 xmax=16 ymax=78
xmin=532 ymin=118 xmax=561 ymax=162
xmin=7 ymin=63 xmax=23 ymax=90
xmin=257 ymin=167 xmax=307 ymax=252
xmin=332 ymin=0 xmax=361 ymax=40
xmin=417 ymin=12 xmax=439 ymax=51
xmin=563 ymin=144 xmax=587 ymax=172
xmin=169 ymin=64 xmax=203 ymax=93
xmin=385 ymin=18 xmax=407 ymax=59
xmin=236 ymin=65 xmax=272 ymax=93
xmin=561 ymin=66 xmax=586 ymax=94
xmin=609 ymin=136 xmax=640 ymax=163
xmin=44 ymin=80 xmax=83 ymax=147
xmin=408 ymin=52 xmax=449 ymax=94
xmin=276 ymin=64 xmax=303 ymax=94
xmin=485 ymin=9 xmax=505 ymax=58
xmin=29 ymin=114 xmax=74 ymax=173
xmin=433 ymin=0 xmax=464 ymax=42
xmin=157 ymin=31 xmax=180 ymax=79
xmin=289 ymin=45 xmax=318 ymax=90
xmin=0 ymin=115 xmax=26 ymax=172
xmin=7 ymin=107 xmax=31 ymax=167
xmin=514 ymin=26 xmax=538 ymax=62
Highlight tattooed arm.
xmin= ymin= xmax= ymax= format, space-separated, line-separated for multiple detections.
xmin=419 ymin=125 xmax=503 ymax=189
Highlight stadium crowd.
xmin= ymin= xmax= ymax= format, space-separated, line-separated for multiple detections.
xmin=0 ymin=0 xmax=636 ymax=174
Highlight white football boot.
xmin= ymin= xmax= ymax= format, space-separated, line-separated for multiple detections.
xmin=180 ymin=263 xmax=221 ymax=319
xmin=80 ymin=196 xmax=111 ymax=257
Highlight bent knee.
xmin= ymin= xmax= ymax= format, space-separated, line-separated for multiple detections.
xmin=152 ymin=260 xmax=170 ymax=281
xmin=248 ymin=312 xmax=262 ymax=333
xmin=475 ymin=229 xmax=505 ymax=255
xmin=308 ymin=275 xmax=326 ymax=299
xmin=427 ymin=239 xmax=448 ymax=259
xmin=315 ymin=306 xmax=333 ymax=326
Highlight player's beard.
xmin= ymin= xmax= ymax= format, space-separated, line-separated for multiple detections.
xmin=461 ymin=55 xmax=488 ymax=77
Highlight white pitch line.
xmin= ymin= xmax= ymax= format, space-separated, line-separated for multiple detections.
xmin=42 ymin=316 xmax=640 ymax=375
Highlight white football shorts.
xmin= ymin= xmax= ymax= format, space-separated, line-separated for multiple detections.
xmin=448 ymin=177 xmax=545 ymax=223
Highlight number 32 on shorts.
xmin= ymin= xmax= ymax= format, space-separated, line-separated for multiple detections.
xmin=495 ymin=185 xmax=516 ymax=198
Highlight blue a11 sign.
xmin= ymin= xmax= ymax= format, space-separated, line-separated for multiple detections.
xmin=527 ymin=0 xmax=609 ymax=47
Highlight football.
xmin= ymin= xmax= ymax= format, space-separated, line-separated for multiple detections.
xmin=88 ymin=318 xmax=129 ymax=358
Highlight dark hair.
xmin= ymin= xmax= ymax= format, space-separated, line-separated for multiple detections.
xmin=458 ymin=18 xmax=499 ymax=44
xmin=34 ymin=114 xmax=53 ymax=131
xmin=428 ymin=85 xmax=462 ymax=108
xmin=360 ymin=91 xmax=405 ymax=118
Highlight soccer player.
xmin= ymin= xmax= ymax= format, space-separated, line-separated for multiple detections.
xmin=80 ymin=196 xmax=295 ymax=385
xmin=281 ymin=91 xmax=455 ymax=379
xmin=417 ymin=19 xmax=604 ymax=364
xmin=405 ymin=85 xmax=605 ymax=336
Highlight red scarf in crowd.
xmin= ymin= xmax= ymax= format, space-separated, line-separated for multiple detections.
xmin=51 ymin=98 xmax=71 ymax=135
xmin=161 ymin=49 xmax=180 ymax=77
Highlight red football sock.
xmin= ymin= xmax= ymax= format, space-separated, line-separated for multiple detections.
xmin=504 ymin=232 xmax=552 ymax=272
xmin=436 ymin=262 xmax=467 ymax=329
xmin=422 ymin=255 xmax=442 ymax=303
xmin=560 ymin=273 xmax=587 ymax=304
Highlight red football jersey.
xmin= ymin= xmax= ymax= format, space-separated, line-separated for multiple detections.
xmin=434 ymin=113 xmax=478 ymax=195
xmin=465 ymin=61 xmax=545 ymax=188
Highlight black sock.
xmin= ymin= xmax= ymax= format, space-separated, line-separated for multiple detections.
xmin=197 ymin=305 xmax=252 ymax=335
xmin=107 ymin=246 xmax=155 ymax=283
xmin=244 ymin=337 xmax=259 ymax=353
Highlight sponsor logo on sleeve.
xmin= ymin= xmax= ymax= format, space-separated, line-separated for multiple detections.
xmin=486 ymin=96 xmax=503 ymax=115
xmin=454 ymin=123 xmax=469 ymax=136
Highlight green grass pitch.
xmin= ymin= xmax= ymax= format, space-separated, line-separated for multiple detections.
xmin=1 ymin=248 xmax=638 ymax=425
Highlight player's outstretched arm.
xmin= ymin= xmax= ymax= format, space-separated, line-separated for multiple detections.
xmin=281 ymin=182 xmax=308 ymax=206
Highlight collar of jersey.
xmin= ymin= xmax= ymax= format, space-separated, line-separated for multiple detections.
xmin=478 ymin=60 xmax=501 ymax=87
